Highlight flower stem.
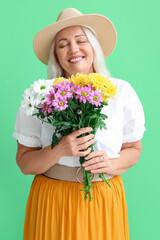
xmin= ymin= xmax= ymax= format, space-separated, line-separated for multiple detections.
xmin=80 ymin=167 xmax=94 ymax=201
xmin=98 ymin=173 xmax=111 ymax=188
xmin=68 ymin=106 xmax=78 ymax=122
xmin=36 ymin=116 xmax=49 ymax=124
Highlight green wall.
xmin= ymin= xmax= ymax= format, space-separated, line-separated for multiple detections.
xmin=1 ymin=0 xmax=159 ymax=239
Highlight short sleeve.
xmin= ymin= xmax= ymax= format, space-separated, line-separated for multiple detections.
xmin=12 ymin=105 xmax=42 ymax=147
xmin=122 ymin=82 xmax=146 ymax=143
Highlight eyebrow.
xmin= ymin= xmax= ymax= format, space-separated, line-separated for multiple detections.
xmin=58 ymin=34 xmax=86 ymax=43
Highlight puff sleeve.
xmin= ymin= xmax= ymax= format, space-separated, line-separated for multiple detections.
xmin=12 ymin=105 xmax=42 ymax=147
xmin=122 ymin=82 xmax=146 ymax=143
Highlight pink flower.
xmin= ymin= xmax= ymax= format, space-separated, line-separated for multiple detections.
xmin=52 ymin=96 xmax=68 ymax=111
xmin=46 ymin=89 xmax=57 ymax=105
xmin=39 ymin=102 xmax=52 ymax=115
xmin=74 ymin=85 xmax=92 ymax=103
xmin=88 ymin=90 xmax=103 ymax=106
xmin=53 ymin=81 xmax=73 ymax=99
xmin=70 ymin=82 xmax=78 ymax=95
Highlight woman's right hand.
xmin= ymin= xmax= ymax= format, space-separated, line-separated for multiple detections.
xmin=57 ymin=127 xmax=95 ymax=158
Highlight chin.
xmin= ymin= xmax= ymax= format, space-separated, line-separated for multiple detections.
xmin=72 ymin=68 xmax=90 ymax=75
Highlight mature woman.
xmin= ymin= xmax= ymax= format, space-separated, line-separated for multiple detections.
xmin=12 ymin=8 xmax=146 ymax=240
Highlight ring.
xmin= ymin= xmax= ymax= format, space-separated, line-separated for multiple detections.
xmin=100 ymin=156 xmax=105 ymax=162
xmin=76 ymin=167 xmax=94 ymax=184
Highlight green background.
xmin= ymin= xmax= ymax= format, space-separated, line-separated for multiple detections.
xmin=1 ymin=0 xmax=159 ymax=239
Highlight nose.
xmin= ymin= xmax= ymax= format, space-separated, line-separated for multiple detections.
xmin=68 ymin=41 xmax=79 ymax=53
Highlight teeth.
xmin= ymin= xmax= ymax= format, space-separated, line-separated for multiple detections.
xmin=69 ymin=57 xmax=83 ymax=62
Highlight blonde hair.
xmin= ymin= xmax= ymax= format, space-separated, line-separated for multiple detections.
xmin=47 ymin=26 xmax=112 ymax=79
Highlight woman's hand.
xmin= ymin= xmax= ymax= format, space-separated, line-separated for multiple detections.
xmin=82 ymin=150 xmax=118 ymax=175
xmin=57 ymin=127 xmax=95 ymax=158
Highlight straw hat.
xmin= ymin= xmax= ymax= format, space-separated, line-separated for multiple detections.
xmin=33 ymin=8 xmax=117 ymax=65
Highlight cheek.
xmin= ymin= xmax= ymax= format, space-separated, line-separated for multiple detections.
xmin=56 ymin=51 xmax=66 ymax=66
xmin=90 ymin=47 xmax=95 ymax=59
xmin=56 ymin=51 xmax=62 ymax=61
xmin=87 ymin=48 xmax=94 ymax=63
xmin=85 ymin=44 xmax=94 ymax=61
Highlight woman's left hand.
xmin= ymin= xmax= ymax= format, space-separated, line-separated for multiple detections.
xmin=82 ymin=150 xmax=118 ymax=175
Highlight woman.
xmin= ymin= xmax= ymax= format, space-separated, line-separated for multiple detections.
xmin=12 ymin=8 xmax=146 ymax=240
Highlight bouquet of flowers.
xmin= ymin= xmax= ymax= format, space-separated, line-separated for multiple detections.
xmin=21 ymin=73 xmax=117 ymax=201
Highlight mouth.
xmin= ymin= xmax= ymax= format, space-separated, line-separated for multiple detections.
xmin=68 ymin=56 xmax=85 ymax=63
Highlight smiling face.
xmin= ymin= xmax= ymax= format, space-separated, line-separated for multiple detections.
xmin=54 ymin=26 xmax=95 ymax=78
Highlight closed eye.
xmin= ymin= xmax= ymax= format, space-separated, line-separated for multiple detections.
xmin=59 ymin=41 xmax=87 ymax=48
xmin=78 ymin=41 xmax=87 ymax=43
xmin=59 ymin=44 xmax=69 ymax=48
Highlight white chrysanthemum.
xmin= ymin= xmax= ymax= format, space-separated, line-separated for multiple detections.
xmin=31 ymin=79 xmax=52 ymax=95
xmin=34 ymin=94 xmax=47 ymax=106
xmin=21 ymin=79 xmax=54 ymax=115
xmin=21 ymin=95 xmax=36 ymax=116
xmin=22 ymin=87 xmax=34 ymax=99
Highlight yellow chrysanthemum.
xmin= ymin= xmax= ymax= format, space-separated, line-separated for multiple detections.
xmin=102 ymin=84 xmax=118 ymax=99
xmin=50 ymin=73 xmax=117 ymax=102
xmin=52 ymin=77 xmax=66 ymax=85
xmin=69 ymin=73 xmax=117 ymax=101
xmin=101 ymin=94 xmax=109 ymax=103
xmin=69 ymin=73 xmax=93 ymax=87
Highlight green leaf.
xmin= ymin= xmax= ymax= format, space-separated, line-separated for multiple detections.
xmin=47 ymin=118 xmax=52 ymax=123
xmin=101 ymin=102 xmax=108 ymax=106
xmin=68 ymin=99 xmax=78 ymax=110
xmin=99 ymin=122 xmax=107 ymax=130
xmin=51 ymin=132 xmax=59 ymax=149
xmin=58 ymin=115 xmax=63 ymax=121
xmin=86 ymin=115 xmax=98 ymax=120
xmin=57 ymin=125 xmax=72 ymax=131
xmin=51 ymin=120 xmax=70 ymax=126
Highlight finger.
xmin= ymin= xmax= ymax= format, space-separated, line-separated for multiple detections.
xmin=72 ymin=127 xmax=93 ymax=137
xmin=79 ymin=147 xmax=92 ymax=157
xmin=83 ymin=156 xmax=104 ymax=167
xmin=90 ymin=168 xmax=109 ymax=174
xmin=84 ymin=161 xmax=107 ymax=170
xmin=76 ymin=133 xmax=94 ymax=145
xmin=85 ymin=150 xmax=107 ymax=160
xmin=78 ymin=138 xmax=95 ymax=151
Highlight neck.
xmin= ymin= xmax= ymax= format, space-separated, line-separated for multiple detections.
xmin=64 ymin=66 xmax=95 ymax=78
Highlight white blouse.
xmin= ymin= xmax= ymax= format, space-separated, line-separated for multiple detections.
xmin=12 ymin=77 xmax=146 ymax=167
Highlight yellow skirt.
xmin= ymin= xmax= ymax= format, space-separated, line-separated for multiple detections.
xmin=23 ymin=174 xmax=129 ymax=240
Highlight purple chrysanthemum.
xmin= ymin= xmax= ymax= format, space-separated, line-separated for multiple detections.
xmin=53 ymin=81 xmax=72 ymax=99
xmin=52 ymin=96 xmax=68 ymax=111
xmin=74 ymin=85 xmax=92 ymax=103
xmin=39 ymin=102 xmax=52 ymax=115
xmin=88 ymin=90 xmax=103 ymax=106
xmin=46 ymin=89 xmax=57 ymax=105
xmin=70 ymin=82 xmax=78 ymax=94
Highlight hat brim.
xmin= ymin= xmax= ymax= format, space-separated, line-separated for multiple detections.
xmin=33 ymin=14 xmax=117 ymax=65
